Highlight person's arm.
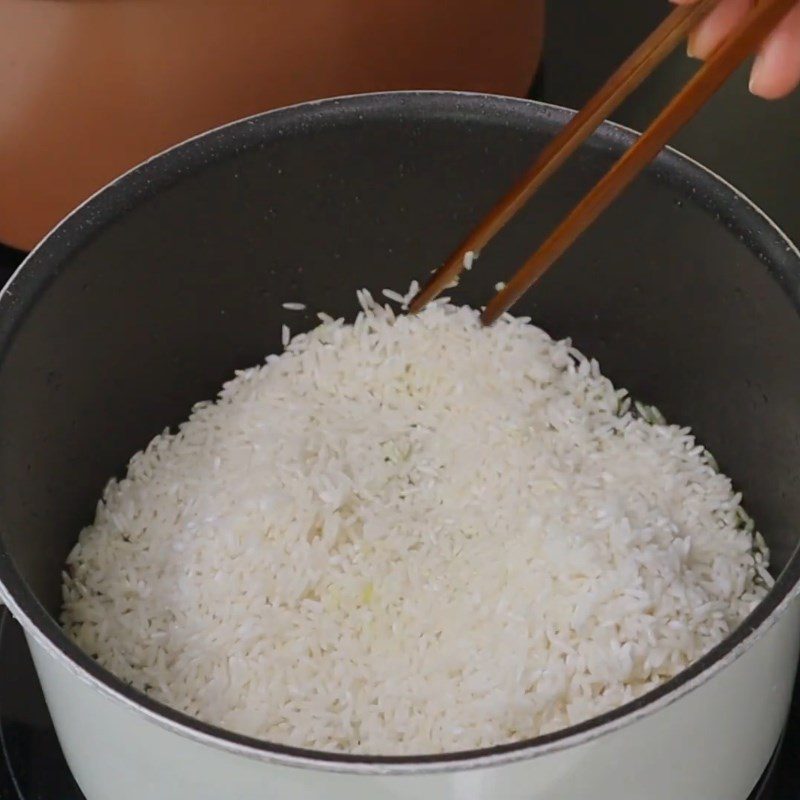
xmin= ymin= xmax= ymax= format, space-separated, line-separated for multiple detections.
xmin=671 ymin=0 xmax=800 ymax=98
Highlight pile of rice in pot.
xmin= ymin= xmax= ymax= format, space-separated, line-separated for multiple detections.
xmin=62 ymin=285 xmax=771 ymax=755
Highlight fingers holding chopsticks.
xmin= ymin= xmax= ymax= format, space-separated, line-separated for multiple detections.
xmin=671 ymin=0 xmax=800 ymax=98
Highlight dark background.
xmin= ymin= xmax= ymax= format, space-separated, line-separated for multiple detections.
xmin=0 ymin=1 xmax=798 ymax=797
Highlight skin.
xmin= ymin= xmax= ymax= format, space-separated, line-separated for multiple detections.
xmin=671 ymin=0 xmax=800 ymax=99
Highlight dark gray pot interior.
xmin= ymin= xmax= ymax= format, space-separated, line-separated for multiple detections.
xmin=1 ymin=92 xmax=799 ymax=764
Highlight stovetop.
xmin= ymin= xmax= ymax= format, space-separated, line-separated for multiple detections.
xmin=0 ymin=1 xmax=798 ymax=797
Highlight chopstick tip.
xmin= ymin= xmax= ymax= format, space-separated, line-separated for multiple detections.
xmin=406 ymin=289 xmax=428 ymax=314
xmin=480 ymin=303 xmax=501 ymax=327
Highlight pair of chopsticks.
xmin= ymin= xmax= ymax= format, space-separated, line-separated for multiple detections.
xmin=410 ymin=0 xmax=796 ymax=325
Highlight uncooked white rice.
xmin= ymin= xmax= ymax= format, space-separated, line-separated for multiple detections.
xmin=62 ymin=286 xmax=771 ymax=755
xmin=281 ymin=302 xmax=306 ymax=311
xmin=381 ymin=288 xmax=406 ymax=304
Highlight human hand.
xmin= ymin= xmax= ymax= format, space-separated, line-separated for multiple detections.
xmin=671 ymin=0 xmax=800 ymax=98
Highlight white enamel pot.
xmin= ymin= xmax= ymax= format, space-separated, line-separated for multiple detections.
xmin=1 ymin=93 xmax=799 ymax=800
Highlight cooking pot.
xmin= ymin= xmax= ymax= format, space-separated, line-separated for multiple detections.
xmin=0 ymin=0 xmax=544 ymax=251
xmin=0 ymin=92 xmax=799 ymax=800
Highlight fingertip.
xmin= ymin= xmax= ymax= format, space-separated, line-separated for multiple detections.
xmin=749 ymin=67 xmax=800 ymax=100
xmin=748 ymin=58 xmax=771 ymax=98
xmin=686 ymin=0 xmax=753 ymax=62
xmin=749 ymin=4 xmax=800 ymax=100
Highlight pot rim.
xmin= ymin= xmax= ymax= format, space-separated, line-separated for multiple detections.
xmin=1 ymin=90 xmax=799 ymax=775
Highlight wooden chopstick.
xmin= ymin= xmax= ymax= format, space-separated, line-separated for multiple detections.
xmin=408 ymin=0 xmax=718 ymax=314
xmin=481 ymin=0 xmax=796 ymax=325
